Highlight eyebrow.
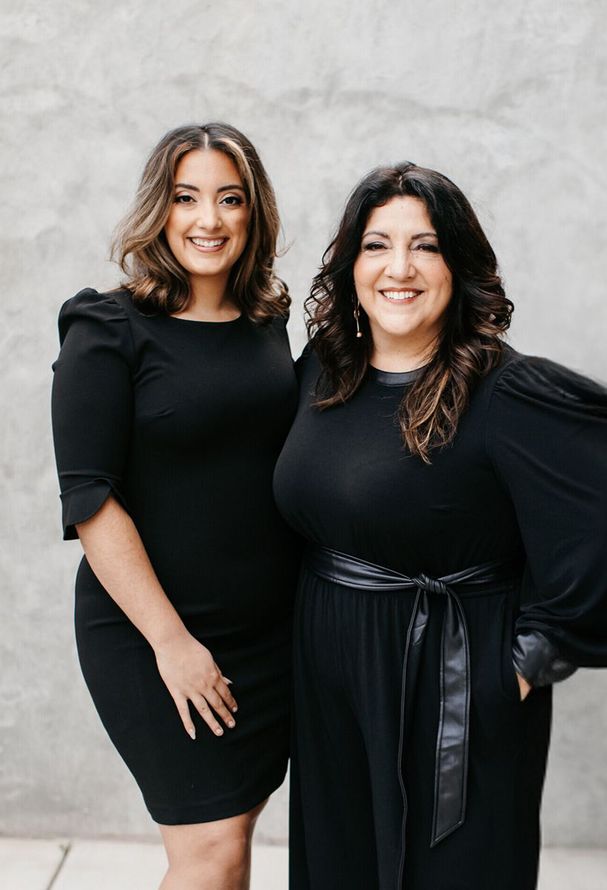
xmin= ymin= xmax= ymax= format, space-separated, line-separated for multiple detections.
xmin=174 ymin=182 xmax=246 ymax=194
xmin=362 ymin=229 xmax=438 ymax=240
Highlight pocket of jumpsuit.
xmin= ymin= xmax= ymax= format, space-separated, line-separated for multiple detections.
xmin=469 ymin=589 xmax=526 ymax=761
xmin=499 ymin=589 xmax=524 ymax=704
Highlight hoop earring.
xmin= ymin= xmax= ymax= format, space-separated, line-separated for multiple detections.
xmin=353 ymin=300 xmax=363 ymax=339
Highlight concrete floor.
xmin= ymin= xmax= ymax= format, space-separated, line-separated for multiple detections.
xmin=0 ymin=838 xmax=606 ymax=889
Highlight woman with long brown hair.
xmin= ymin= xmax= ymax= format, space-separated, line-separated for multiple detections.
xmin=51 ymin=123 xmax=299 ymax=889
xmin=273 ymin=162 xmax=607 ymax=889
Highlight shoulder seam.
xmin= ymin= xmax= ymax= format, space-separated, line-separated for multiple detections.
xmin=109 ymin=290 xmax=138 ymax=371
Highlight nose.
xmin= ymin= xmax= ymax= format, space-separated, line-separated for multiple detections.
xmin=194 ymin=199 xmax=221 ymax=231
xmin=386 ymin=247 xmax=414 ymax=281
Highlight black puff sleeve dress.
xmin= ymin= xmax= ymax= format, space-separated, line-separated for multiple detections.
xmin=52 ymin=288 xmax=300 ymax=824
xmin=273 ymin=344 xmax=607 ymax=890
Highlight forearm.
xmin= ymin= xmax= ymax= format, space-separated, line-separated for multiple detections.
xmin=76 ymin=496 xmax=187 ymax=650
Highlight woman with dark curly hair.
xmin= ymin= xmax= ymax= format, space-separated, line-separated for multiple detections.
xmin=51 ymin=123 xmax=299 ymax=889
xmin=273 ymin=162 xmax=607 ymax=890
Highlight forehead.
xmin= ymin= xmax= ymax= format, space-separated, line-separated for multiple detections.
xmin=174 ymin=148 xmax=243 ymax=184
xmin=364 ymin=196 xmax=434 ymax=233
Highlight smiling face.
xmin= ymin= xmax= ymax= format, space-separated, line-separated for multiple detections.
xmin=164 ymin=148 xmax=250 ymax=296
xmin=353 ymin=196 xmax=453 ymax=367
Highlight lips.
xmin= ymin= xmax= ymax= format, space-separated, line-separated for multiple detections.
xmin=380 ymin=289 xmax=422 ymax=302
xmin=189 ymin=236 xmax=228 ymax=251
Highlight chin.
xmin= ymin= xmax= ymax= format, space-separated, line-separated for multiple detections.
xmin=378 ymin=324 xmax=418 ymax=341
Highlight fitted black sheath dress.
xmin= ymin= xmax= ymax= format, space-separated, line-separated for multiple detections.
xmin=52 ymin=288 xmax=300 ymax=824
xmin=273 ymin=344 xmax=607 ymax=890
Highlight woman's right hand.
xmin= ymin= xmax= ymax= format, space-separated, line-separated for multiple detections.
xmin=516 ymin=671 xmax=532 ymax=702
xmin=154 ymin=632 xmax=238 ymax=739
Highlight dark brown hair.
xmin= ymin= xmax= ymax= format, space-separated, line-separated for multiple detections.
xmin=306 ymin=162 xmax=513 ymax=462
xmin=112 ymin=123 xmax=290 ymax=321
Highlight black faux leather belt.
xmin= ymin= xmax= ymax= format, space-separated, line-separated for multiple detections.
xmin=305 ymin=545 xmax=520 ymax=848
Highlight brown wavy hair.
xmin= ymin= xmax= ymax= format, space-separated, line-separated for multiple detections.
xmin=112 ymin=123 xmax=290 ymax=321
xmin=307 ymin=162 xmax=514 ymax=462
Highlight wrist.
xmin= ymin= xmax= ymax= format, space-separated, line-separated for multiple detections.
xmin=149 ymin=621 xmax=190 ymax=654
xmin=512 ymin=630 xmax=576 ymax=687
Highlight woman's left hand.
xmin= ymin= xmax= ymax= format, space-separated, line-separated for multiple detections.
xmin=516 ymin=672 xmax=532 ymax=701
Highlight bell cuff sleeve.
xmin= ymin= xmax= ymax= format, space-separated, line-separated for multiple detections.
xmin=59 ymin=474 xmax=129 ymax=541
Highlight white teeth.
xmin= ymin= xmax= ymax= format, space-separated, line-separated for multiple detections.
xmin=191 ymin=237 xmax=225 ymax=247
xmin=382 ymin=290 xmax=420 ymax=301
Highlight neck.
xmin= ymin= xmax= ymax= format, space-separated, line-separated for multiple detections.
xmin=371 ymin=341 xmax=436 ymax=373
xmin=369 ymin=325 xmax=442 ymax=372
xmin=177 ymin=275 xmax=240 ymax=321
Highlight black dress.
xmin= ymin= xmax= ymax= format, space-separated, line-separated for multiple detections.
xmin=51 ymin=288 xmax=300 ymax=824
xmin=273 ymin=344 xmax=607 ymax=890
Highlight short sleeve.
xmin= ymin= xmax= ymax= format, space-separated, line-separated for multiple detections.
xmin=487 ymin=355 xmax=607 ymax=686
xmin=51 ymin=288 xmax=135 ymax=540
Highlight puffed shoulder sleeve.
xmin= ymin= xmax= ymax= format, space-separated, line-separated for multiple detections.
xmin=294 ymin=341 xmax=317 ymax=385
xmin=487 ymin=354 xmax=607 ymax=687
xmin=51 ymin=288 xmax=135 ymax=540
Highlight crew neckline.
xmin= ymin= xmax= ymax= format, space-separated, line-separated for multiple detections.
xmin=368 ymin=365 xmax=426 ymax=386
xmin=165 ymin=312 xmax=244 ymax=326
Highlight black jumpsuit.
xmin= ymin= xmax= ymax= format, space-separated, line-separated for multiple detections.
xmin=51 ymin=288 xmax=300 ymax=825
xmin=273 ymin=345 xmax=607 ymax=890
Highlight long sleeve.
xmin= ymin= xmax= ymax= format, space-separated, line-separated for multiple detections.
xmin=487 ymin=353 xmax=607 ymax=686
xmin=51 ymin=288 xmax=135 ymax=540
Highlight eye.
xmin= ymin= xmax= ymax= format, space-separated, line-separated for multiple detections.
xmin=174 ymin=193 xmax=194 ymax=204
xmin=413 ymin=242 xmax=440 ymax=253
xmin=362 ymin=241 xmax=386 ymax=252
xmin=220 ymin=194 xmax=244 ymax=206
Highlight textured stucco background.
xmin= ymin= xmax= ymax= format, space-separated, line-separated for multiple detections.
xmin=1 ymin=0 xmax=606 ymax=847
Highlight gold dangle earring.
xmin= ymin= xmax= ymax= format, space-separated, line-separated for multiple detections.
xmin=353 ymin=300 xmax=363 ymax=339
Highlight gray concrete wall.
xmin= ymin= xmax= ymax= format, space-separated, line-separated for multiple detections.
xmin=1 ymin=0 xmax=605 ymax=845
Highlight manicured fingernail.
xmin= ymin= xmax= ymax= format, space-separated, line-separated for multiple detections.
xmin=223 ymin=676 xmax=233 ymax=685
xmin=228 ymin=720 xmax=235 ymax=729
xmin=215 ymin=727 xmax=224 ymax=736
xmin=188 ymin=728 xmax=196 ymax=740
xmin=231 ymin=705 xmax=238 ymax=713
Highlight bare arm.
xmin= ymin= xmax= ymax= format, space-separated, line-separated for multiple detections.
xmin=77 ymin=496 xmax=238 ymax=738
